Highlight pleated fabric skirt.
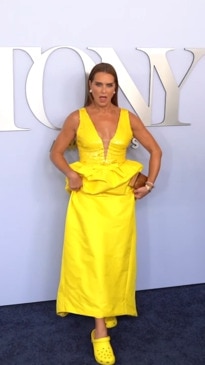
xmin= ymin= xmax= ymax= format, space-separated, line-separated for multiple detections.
xmin=56 ymin=188 xmax=138 ymax=318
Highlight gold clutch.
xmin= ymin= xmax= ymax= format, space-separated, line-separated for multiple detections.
xmin=129 ymin=172 xmax=148 ymax=189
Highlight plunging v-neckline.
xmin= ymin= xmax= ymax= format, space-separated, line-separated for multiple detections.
xmin=84 ymin=108 xmax=121 ymax=160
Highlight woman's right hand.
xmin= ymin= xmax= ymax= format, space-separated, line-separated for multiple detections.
xmin=67 ymin=170 xmax=83 ymax=191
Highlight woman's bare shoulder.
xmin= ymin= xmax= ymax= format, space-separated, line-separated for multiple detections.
xmin=63 ymin=109 xmax=81 ymax=130
xmin=65 ymin=109 xmax=80 ymax=122
xmin=127 ymin=110 xmax=145 ymax=128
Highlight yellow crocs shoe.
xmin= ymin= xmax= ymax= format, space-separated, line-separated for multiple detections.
xmin=105 ymin=317 xmax=118 ymax=329
xmin=91 ymin=329 xmax=116 ymax=365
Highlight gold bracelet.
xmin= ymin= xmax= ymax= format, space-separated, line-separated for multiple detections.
xmin=146 ymin=181 xmax=154 ymax=189
xmin=145 ymin=184 xmax=152 ymax=192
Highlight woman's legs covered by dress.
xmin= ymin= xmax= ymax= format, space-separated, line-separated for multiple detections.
xmin=57 ymin=191 xmax=136 ymax=364
xmin=57 ymin=192 xmax=137 ymax=316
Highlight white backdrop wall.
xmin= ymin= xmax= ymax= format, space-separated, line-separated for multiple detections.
xmin=0 ymin=0 xmax=205 ymax=305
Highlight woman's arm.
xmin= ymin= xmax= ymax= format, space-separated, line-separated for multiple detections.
xmin=129 ymin=111 xmax=162 ymax=198
xmin=50 ymin=110 xmax=82 ymax=190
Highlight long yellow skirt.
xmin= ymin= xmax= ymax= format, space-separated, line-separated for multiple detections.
xmin=56 ymin=188 xmax=138 ymax=318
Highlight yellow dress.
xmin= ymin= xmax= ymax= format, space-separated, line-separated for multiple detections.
xmin=56 ymin=107 xmax=143 ymax=318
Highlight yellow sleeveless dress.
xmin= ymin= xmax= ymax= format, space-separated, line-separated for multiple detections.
xmin=56 ymin=108 xmax=143 ymax=318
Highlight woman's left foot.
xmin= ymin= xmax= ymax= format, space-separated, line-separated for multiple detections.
xmin=91 ymin=329 xmax=116 ymax=365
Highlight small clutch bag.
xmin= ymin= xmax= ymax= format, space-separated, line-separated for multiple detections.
xmin=129 ymin=172 xmax=148 ymax=189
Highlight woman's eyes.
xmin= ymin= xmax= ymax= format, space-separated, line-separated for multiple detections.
xmin=95 ymin=82 xmax=114 ymax=88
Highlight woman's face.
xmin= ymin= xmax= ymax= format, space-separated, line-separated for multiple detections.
xmin=89 ymin=72 xmax=116 ymax=107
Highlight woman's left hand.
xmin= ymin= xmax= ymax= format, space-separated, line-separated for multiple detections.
xmin=134 ymin=186 xmax=151 ymax=199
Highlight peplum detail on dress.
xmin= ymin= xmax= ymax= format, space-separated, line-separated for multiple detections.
xmin=65 ymin=159 xmax=143 ymax=195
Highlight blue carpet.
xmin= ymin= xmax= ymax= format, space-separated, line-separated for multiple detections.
xmin=0 ymin=284 xmax=205 ymax=365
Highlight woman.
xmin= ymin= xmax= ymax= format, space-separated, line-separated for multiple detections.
xmin=50 ymin=63 xmax=162 ymax=365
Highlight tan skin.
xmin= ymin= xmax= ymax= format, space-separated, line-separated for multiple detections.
xmin=50 ymin=72 xmax=162 ymax=339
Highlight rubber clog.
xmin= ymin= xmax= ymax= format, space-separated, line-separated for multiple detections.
xmin=105 ymin=317 xmax=118 ymax=329
xmin=91 ymin=329 xmax=116 ymax=365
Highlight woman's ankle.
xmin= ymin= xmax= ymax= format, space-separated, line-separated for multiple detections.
xmin=94 ymin=318 xmax=108 ymax=339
